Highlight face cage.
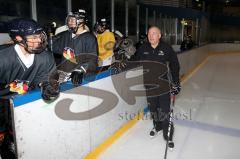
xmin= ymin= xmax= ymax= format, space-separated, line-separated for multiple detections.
xmin=95 ymin=24 xmax=106 ymax=34
xmin=66 ymin=16 xmax=78 ymax=33
xmin=66 ymin=15 xmax=85 ymax=33
xmin=22 ymin=31 xmax=48 ymax=54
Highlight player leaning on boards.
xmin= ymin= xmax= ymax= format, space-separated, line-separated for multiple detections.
xmin=0 ymin=18 xmax=60 ymax=158
xmin=94 ymin=18 xmax=116 ymax=70
xmin=0 ymin=18 xmax=60 ymax=100
xmin=52 ymin=9 xmax=98 ymax=86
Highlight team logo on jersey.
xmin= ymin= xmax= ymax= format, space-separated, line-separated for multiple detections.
xmin=63 ymin=47 xmax=77 ymax=64
xmin=9 ymin=80 xmax=29 ymax=94
xmin=158 ymin=50 xmax=165 ymax=56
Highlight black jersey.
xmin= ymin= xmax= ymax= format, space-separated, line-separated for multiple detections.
xmin=135 ymin=41 xmax=180 ymax=84
xmin=52 ymin=31 xmax=98 ymax=73
xmin=0 ymin=43 xmax=12 ymax=50
xmin=52 ymin=31 xmax=98 ymax=55
xmin=0 ymin=45 xmax=56 ymax=89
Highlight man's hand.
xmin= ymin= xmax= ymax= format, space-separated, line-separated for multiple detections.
xmin=170 ymin=82 xmax=181 ymax=95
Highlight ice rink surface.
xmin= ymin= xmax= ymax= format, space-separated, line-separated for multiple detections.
xmin=99 ymin=54 xmax=240 ymax=159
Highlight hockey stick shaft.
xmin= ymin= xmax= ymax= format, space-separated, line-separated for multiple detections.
xmin=164 ymin=95 xmax=175 ymax=159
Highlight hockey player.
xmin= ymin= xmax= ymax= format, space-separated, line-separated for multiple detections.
xmin=94 ymin=18 xmax=115 ymax=70
xmin=52 ymin=9 xmax=98 ymax=85
xmin=135 ymin=26 xmax=181 ymax=148
xmin=0 ymin=18 xmax=59 ymax=158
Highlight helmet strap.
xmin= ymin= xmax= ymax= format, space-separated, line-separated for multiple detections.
xmin=14 ymin=37 xmax=29 ymax=53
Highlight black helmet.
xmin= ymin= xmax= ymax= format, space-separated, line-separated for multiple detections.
xmin=8 ymin=18 xmax=44 ymax=39
xmin=74 ymin=9 xmax=87 ymax=24
xmin=94 ymin=18 xmax=109 ymax=34
xmin=66 ymin=9 xmax=87 ymax=33
xmin=8 ymin=18 xmax=47 ymax=54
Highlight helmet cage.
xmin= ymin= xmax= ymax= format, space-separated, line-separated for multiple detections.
xmin=95 ymin=18 xmax=109 ymax=34
xmin=66 ymin=9 xmax=86 ymax=33
xmin=22 ymin=31 xmax=47 ymax=54
xmin=9 ymin=18 xmax=47 ymax=54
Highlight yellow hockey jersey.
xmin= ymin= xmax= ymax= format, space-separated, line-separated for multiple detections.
xmin=97 ymin=31 xmax=115 ymax=61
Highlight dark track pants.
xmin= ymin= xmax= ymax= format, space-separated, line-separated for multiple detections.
xmin=147 ymin=93 xmax=174 ymax=140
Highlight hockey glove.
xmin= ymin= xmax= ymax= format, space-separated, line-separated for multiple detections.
xmin=40 ymin=80 xmax=60 ymax=101
xmin=70 ymin=67 xmax=86 ymax=86
xmin=170 ymin=83 xmax=181 ymax=95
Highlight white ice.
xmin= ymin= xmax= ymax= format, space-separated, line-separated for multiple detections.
xmin=99 ymin=54 xmax=240 ymax=159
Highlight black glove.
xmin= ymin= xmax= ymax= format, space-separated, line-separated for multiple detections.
xmin=70 ymin=69 xmax=84 ymax=86
xmin=40 ymin=80 xmax=60 ymax=101
xmin=170 ymin=82 xmax=181 ymax=95
xmin=110 ymin=60 xmax=127 ymax=74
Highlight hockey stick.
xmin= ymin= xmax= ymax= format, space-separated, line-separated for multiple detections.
xmin=164 ymin=95 xmax=175 ymax=159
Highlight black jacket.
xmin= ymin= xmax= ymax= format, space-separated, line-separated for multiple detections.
xmin=135 ymin=41 xmax=180 ymax=84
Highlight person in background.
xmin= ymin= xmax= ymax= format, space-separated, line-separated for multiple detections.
xmin=52 ymin=9 xmax=98 ymax=85
xmin=180 ymin=35 xmax=194 ymax=51
xmin=94 ymin=18 xmax=115 ymax=71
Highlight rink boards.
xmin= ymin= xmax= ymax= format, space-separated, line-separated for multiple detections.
xmin=11 ymin=68 xmax=147 ymax=159
xmin=9 ymin=43 xmax=240 ymax=159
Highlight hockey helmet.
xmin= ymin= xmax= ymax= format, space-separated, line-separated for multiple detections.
xmin=94 ymin=18 xmax=109 ymax=34
xmin=66 ymin=9 xmax=87 ymax=32
xmin=8 ymin=18 xmax=47 ymax=54
xmin=9 ymin=18 xmax=44 ymax=39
